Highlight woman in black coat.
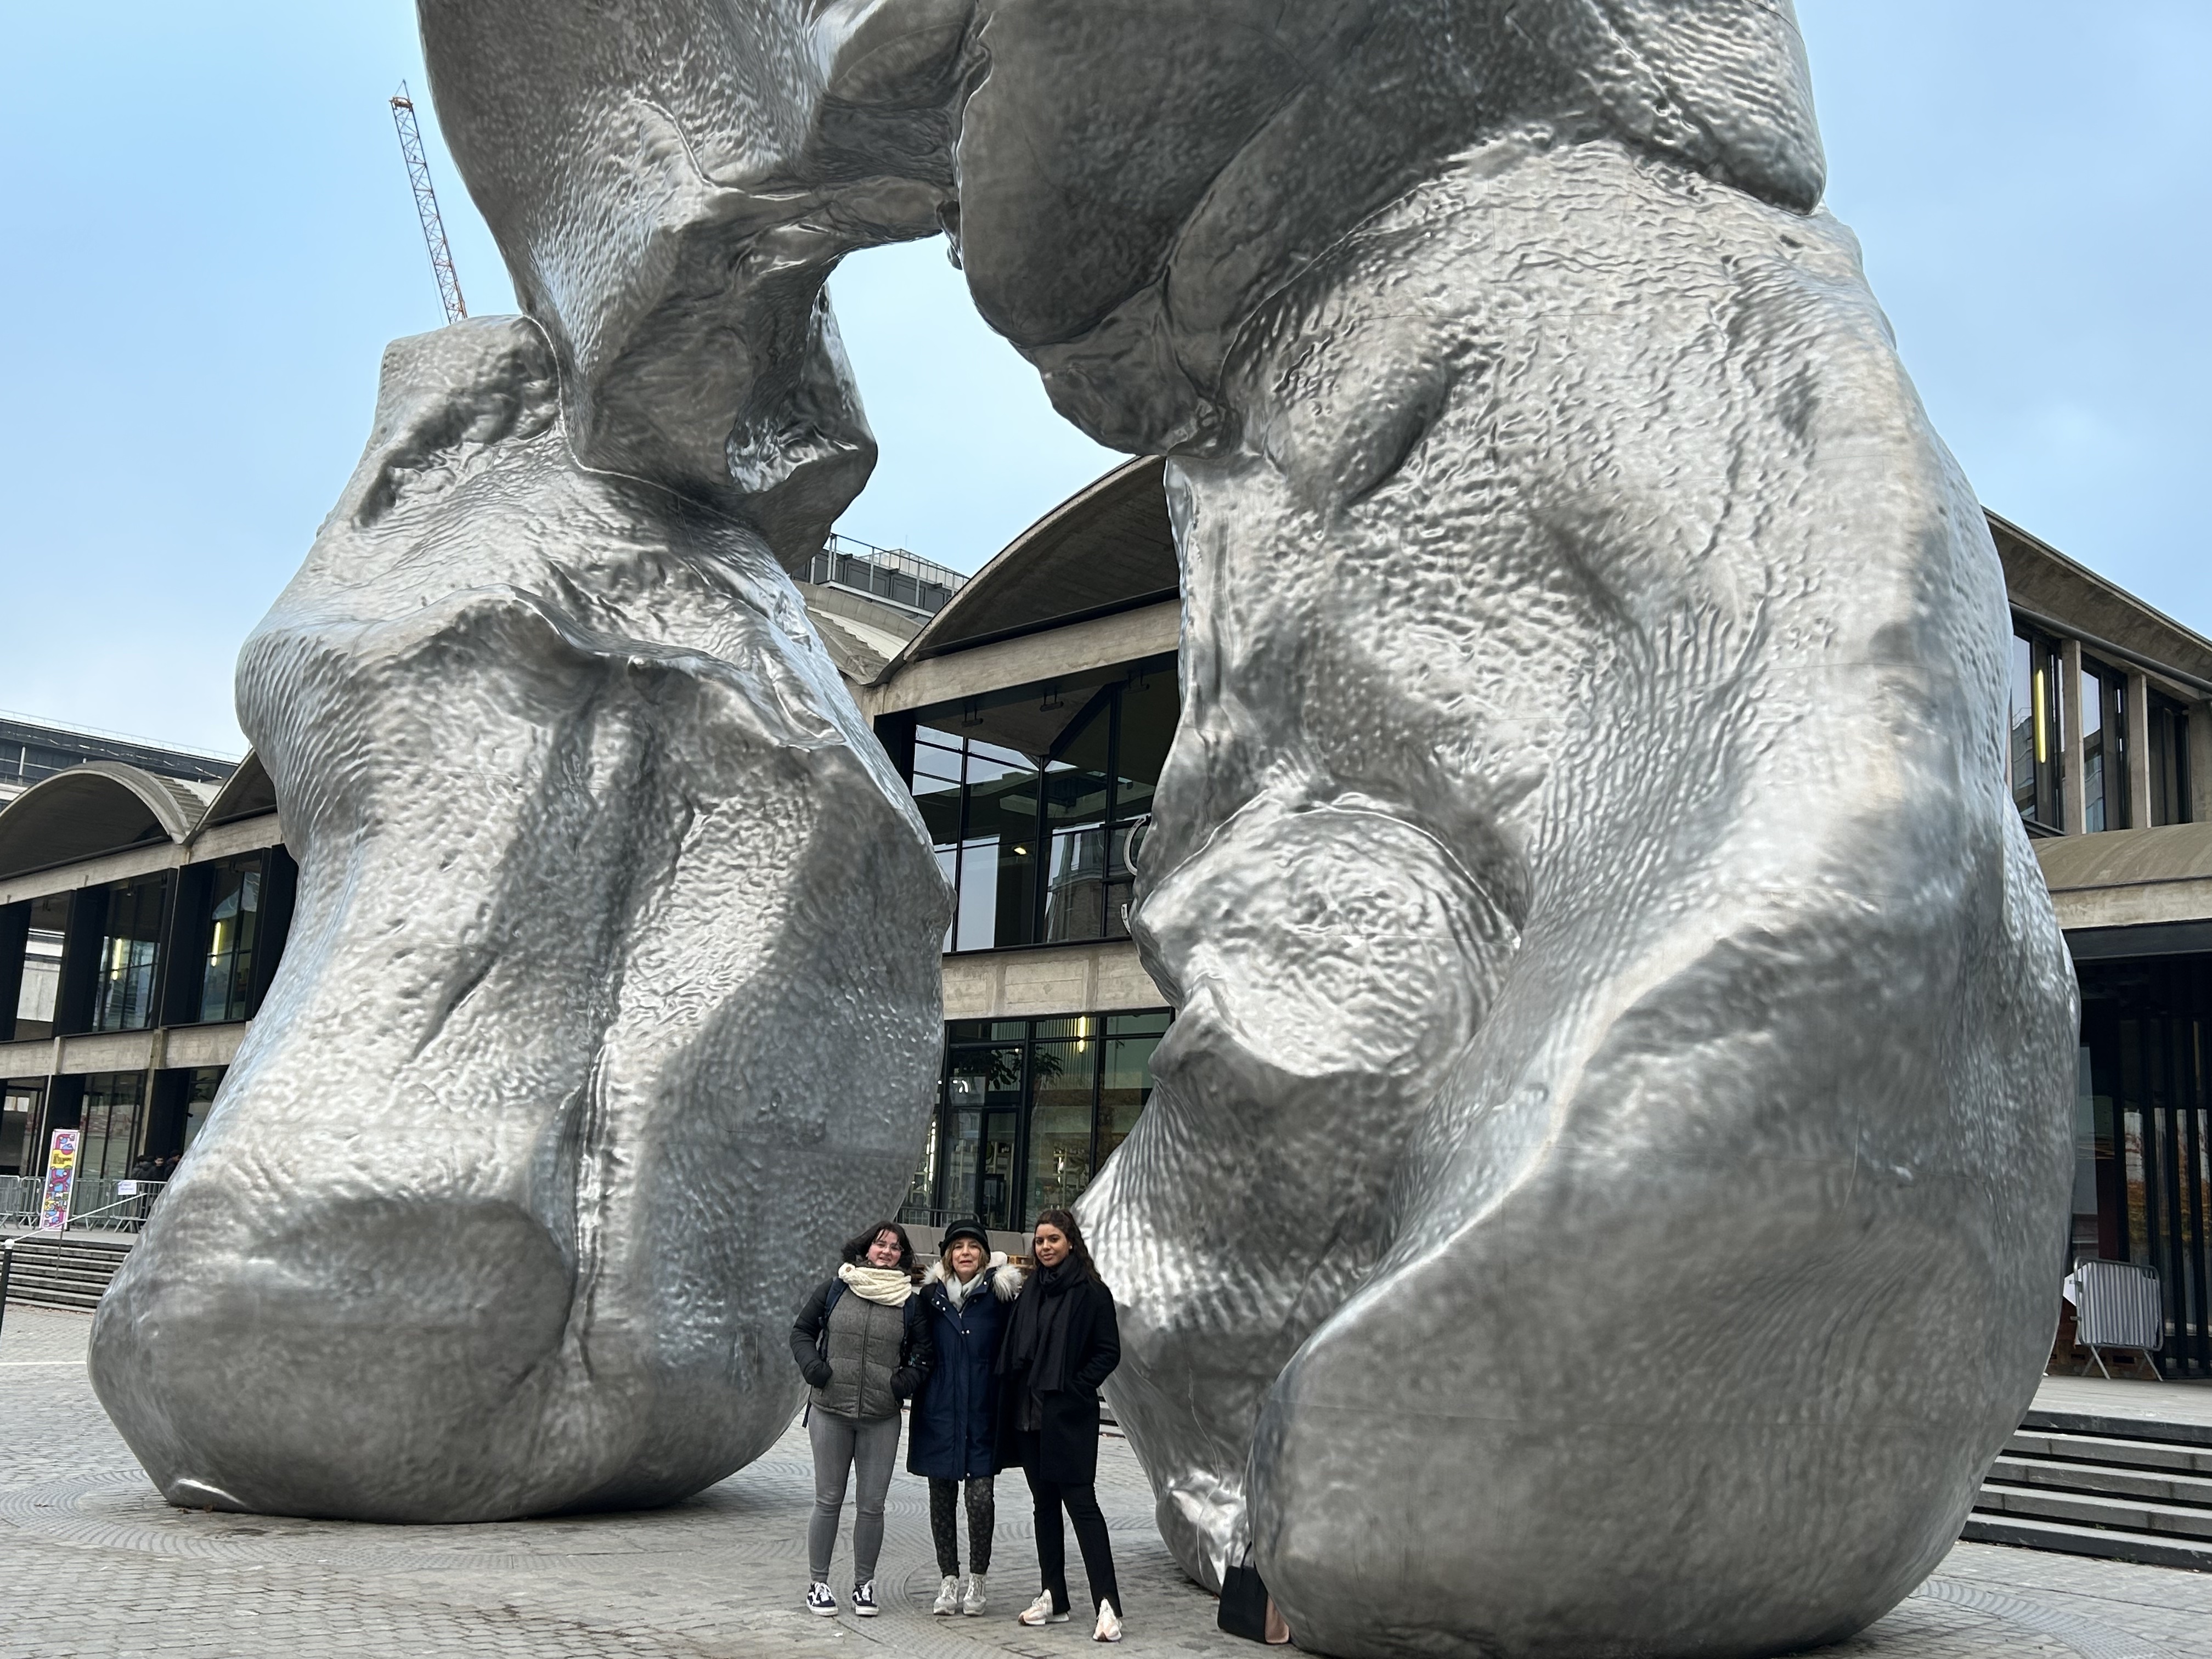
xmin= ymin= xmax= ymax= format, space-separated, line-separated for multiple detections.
xmin=997 ymin=1206 xmax=1124 ymax=1641
xmin=908 ymin=1218 xmax=1025 ymax=1617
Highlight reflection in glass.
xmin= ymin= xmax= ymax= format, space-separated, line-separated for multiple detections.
xmin=945 ymin=1043 xmax=1024 ymax=1231
xmin=1099 ymin=1019 xmax=1166 ymax=1165
xmin=198 ymin=859 xmax=263 ymax=1022
xmin=77 ymin=1071 xmax=145 ymax=1179
xmin=1026 ymin=1037 xmax=1093 ymax=1223
xmin=911 ymin=1012 xmax=1173 ymax=1228
xmin=2150 ymin=692 xmax=2192 ymax=827
xmin=92 ymin=876 xmax=168 ymax=1032
xmin=181 ymin=1067 xmax=223 ymax=1152
xmin=909 ymin=661 xmax=1179 ymax=950
xmin=2010 ymin=631 xmax=2062 ymax=831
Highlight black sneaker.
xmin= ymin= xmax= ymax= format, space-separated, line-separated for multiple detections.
xmin=805 ymin=1582 xmax=837 ymax=1617
xmin=853 ymin=1579 xmax=880 ymax=1617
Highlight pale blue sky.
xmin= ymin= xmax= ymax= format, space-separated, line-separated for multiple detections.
xmin=2 ymin=2 xmax=2204 ymax=755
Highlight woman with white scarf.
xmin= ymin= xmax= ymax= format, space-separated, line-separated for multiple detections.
xmin=789 ymin=1221 xmax=935 ymax=1618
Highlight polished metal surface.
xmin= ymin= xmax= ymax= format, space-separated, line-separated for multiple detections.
xmin=86 ymin=1 xmax=953 ymax=1522
xmin=1063 ymin=12 xmax=2079 ymax=1656
xmin=93 ymin=3 xmax=2078 ymax=1650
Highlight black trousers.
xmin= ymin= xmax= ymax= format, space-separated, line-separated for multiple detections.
xmin=1015 ymin=1430 xmax=1121 ymax=1616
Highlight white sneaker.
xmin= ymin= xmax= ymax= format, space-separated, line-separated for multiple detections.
xmin=1093 ymin=1600 xmax=1122 ymax=1643
xmin=1018 ymin=1589 xmax=1070 ymax=1626
xmin=934 ymin=1575 xmax=963 ymax=1616
xmin=962 ymin=1573 xmax=988 ymax=1617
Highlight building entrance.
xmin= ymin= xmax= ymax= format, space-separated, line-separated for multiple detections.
xmin=909 ymin=1011 xmax=1169 ymax=1234
xmin=2078 ymin=954 xmax=2212 ymax=1378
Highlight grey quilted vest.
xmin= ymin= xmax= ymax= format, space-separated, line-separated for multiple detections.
xmin=812 ymin=1288 xmax=906 ymax=1421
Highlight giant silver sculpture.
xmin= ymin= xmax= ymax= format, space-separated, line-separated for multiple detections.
xmin=86 ymin=3 xmax=953 ymax=1522
xmin=93 ymin=2 xmax=2078 ymax=1651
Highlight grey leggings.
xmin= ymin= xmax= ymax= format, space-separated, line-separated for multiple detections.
xmin=807 ymin=1409 xmax=902 ymax=1585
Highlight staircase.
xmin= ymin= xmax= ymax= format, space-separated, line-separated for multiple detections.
xmin=1 ymin=1234 xmax=134 ymax=1311
xmin=1966 ymin=1404 xmax=2212 ymax=1570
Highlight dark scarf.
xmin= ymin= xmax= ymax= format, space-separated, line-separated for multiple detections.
xmin=998 ymin=1260 xmax=1081 ymax=1394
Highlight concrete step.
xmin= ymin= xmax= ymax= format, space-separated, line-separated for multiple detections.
xmin=3 ymin=1237 xmax=133 ymax=1309
xmin=1975 ymin=1480 xmax=2212 ymax=1543
xmin=2007 ymin=1428 xmax=2212 ymax=1478
xmin=1990 ymin=1453 xmax=2212 ymax=1508
xmin=2023 ymin=1404 xmax=2212 ymax=1452
xmin=1962 ymin=1511 xmax=2212 ymax=1572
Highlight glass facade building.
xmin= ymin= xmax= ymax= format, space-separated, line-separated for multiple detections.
xmin=909 ymin=658 xmax=1177 ymax=952
xmin=907 ymin=1011 xmax=1170 ymax=1233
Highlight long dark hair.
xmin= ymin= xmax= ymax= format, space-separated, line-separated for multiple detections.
xmin=841 ymin=1220 xmax=915 ymax=1271
xmin=1032 ymin=1207 xmax=1101 ymax=1283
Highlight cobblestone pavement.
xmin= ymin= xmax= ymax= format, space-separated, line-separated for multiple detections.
xmin=3 ymin=1306 xmax=2208 ymax=1658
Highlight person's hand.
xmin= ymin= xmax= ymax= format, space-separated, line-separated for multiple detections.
xmin=891 ymin=1365 xmax=921 ymax=1400
xmin=803 ymin=1360 xmax=832 ymax=1389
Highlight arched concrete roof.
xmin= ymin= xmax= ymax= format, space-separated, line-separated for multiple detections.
xmin=896 ymin=458 xmax=1175 ymax=666
xmin=0 ymin=763 xmax=217 ymax=879
xmin=195 ymin=749 xmax=278 ymax=831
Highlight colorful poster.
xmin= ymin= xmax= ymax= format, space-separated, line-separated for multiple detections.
xmin=40 ymin=1128 xmax=80 ymax=1232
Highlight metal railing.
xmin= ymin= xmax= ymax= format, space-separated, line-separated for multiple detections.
xmin=0 ymin=1173 xmax=168 ymax=1235
xmin=805 ymin=536 xmax=967 ymax=618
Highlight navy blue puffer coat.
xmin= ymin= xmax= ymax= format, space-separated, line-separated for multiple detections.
xmin=906 ymin=1256 xmax=1024 ymax=1480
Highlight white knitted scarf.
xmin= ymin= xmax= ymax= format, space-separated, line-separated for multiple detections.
xmin=838 ymin=1262 xmax=915 ymax=1306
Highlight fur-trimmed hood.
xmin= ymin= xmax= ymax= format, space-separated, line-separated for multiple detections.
xmin=924 ymin=1251 xmax=1025 ymax=1301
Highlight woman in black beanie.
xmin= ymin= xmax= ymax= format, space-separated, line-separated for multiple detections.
xmin=998 ymin=1206 xmax=1124 ymax=1641
xmin=909 ymin=1217 xmax=1025 ymax=1616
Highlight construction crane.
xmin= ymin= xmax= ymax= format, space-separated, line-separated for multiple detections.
xmin=389 ymin=83 xmax=467 ymax=326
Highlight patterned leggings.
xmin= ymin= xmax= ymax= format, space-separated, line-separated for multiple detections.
xmin=928 ymin=1476 xmax=995 ymax=1576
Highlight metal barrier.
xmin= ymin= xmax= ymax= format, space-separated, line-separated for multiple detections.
xmin=61 ymin=1178 xmax=168 ymax=1233
xmin=0 ymin=1174 xmax=39 ymax=1229
xmin=2068 ymin=1258 xmax=2165 ymax=1379
xmin=0 ymin=1172 xmax=168 ymax=1235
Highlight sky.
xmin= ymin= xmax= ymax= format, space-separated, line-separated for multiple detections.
xmin=1 ymin=2 xmax=2204 ymax=757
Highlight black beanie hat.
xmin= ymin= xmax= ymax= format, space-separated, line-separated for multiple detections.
xmin=940 ymin=1218 xmax=990 ymax=1251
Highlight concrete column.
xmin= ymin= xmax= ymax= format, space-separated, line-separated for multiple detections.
xmin=2059 ymin=637 xmax=2086 ymax=836
xmin=2125 ymin=672 xmax=2152 ymax=831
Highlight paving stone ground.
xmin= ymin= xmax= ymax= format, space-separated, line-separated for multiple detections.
xmin=3 ymin=1305 xmax=2208 ymax=1658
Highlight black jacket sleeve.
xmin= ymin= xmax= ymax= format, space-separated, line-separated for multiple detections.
xmin=790 ymin=1279 xmax=836 ymax=1381
xmin=894 ymin=1295 xmax=938 ymax=1397
xmin=1070 ymin=1283 xmax=1121 ymax=1394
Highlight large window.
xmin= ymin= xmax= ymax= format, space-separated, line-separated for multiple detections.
xmin=194 ymin=856 xmax=265 ymax=1023
xmin=2149 ymin=691 xmax=2192 ymax=827
xmin=908 ymin=1010 xmax=1171 ymax=1232
xmin=1 ymin=1083 xmax=35 ymax=1177
xmin=91 ymin=876 xmax=168 ymax=1032
xmin=907 ymin=658 xmax=1178 ymax=952
xmin=2080 ymin=657 xmax=2129 ymax=833
xmin=10 ymin=893 xmax=66 ymax=1041
xmin=75 ymin=1070 xmax=145 ymax=1181
xmin=2010 ymin=629 xmax=2064 ymax=834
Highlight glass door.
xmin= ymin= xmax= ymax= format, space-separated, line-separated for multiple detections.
xmin=945 ymin=1042 xmax=1024 ymax=1229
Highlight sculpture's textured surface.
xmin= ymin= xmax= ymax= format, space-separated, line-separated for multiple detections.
xmin=93 ymin=0 xmax=2078 ymax=1646
xmin=955 ymin=2 xmax=2079 ymax=1653
xmin=87 ymin=1 xmax=952 ymax=1523
xmin=1083 ymin=147 xmax=2079 ymax=1656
